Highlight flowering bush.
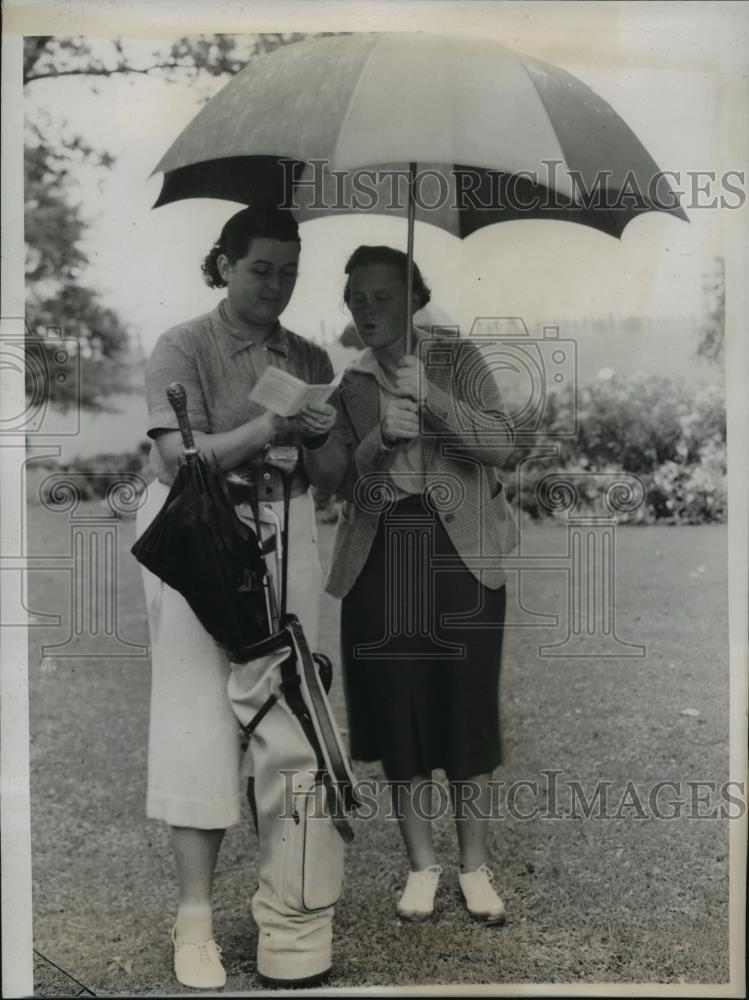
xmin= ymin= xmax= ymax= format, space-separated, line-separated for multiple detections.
xmin=29 ymin=442 xmax=153 ymax=513
xmin=27 ymin=377 xmax=726 ymax=527
xmin=648 ymin=438 xmax=727 ymax=524
xmin=503 ymin=376 xmax=726 ymax=524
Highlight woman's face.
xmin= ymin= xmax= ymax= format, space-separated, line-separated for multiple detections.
xmin=347 ymin=263 xmax=418 ymax=352
xmin=220 ymin=237 xmax=299 ymax=327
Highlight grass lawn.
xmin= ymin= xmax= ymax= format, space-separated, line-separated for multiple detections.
xmin=27 ymin=500 xmax=732 ymax=994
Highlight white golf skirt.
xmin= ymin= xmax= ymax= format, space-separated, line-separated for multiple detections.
xmin=135 ymin=479 xmax=322 ymax=829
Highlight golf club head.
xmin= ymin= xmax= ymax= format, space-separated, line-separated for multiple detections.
xmin=225 ymin=470 xmax=256 ymax=490
xmin=264 ymin=445 xmax=299 ymax=477
xmin=259 ymin=504 xmax=283 ymax=549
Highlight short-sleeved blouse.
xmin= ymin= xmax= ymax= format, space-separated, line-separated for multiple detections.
xmin=145 ymin=301 xmax=334 ymax=482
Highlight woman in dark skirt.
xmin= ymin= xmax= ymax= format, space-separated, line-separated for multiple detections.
xmin=305 ymin=245 xmax=518 ymax=925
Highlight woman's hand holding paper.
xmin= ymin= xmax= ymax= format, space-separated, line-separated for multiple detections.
xmin=297 ymin=401 xmax=337 ymax=443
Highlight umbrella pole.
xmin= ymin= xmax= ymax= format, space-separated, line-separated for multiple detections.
xmin=279 ymin=470 xmax=292 ymax=626
xmin=405 ymin=161 xmax=417 ymax=355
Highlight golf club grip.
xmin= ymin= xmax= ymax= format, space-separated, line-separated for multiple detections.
xmin=166 ymin=382 xmax=196 ymax=451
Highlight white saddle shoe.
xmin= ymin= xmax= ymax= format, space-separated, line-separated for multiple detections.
xmin=172 ymin=925 xmax=227 ymax=990
xmin=396 ymin=864 xmax=443 ymax=922
xmin=458 ymin=864 xmax=506 ymax=925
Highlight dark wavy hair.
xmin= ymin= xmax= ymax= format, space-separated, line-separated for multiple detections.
xmin=343 ymin=245 xmax=431 ymax=311
xmin=201 ymin=207 xmax=301 ymax=288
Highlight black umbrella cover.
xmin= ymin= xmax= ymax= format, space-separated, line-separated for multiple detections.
xmin=132 ymin=387 xmax=270 ymax=662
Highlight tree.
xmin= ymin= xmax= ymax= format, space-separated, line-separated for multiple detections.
xmin=696 ymin=255 xmax=725 ymax=365
xmin=24 ymin=110 xmax=130 ymax=410
xmin=23 ymin=34 xmax=312 ymax=88
xmin=24 ymin=33 xmax=330 ymax=410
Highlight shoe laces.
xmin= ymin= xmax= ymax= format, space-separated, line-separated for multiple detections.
xmin=197 ymin=941 xmax=222 ymax=965
xmin=462 ymin=863 xmax=494 ymax=881
xmin=403 ymin=864 xmax=442 ymax=888
xmin=174 ymin=935 xmax=223 ymax=963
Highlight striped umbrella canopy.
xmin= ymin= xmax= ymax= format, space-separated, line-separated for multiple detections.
xmin=153 ymin=32 xmax=687 ymax=345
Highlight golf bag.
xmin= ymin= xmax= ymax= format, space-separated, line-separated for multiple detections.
xmin=225 ymin=458 xmax=359 ymax=985
xmin=226 ymin=616 xmax=357 ymax=982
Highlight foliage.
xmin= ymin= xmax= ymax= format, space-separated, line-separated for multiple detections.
xmin=314 ymin=374 xmax=726 ymax=527
xmin=648 ymin=438 xmax=728 ymax=524
xmin=696 ymin=256 xmax=725 ymax=365
xmin=23 ymin=34 xmax=335 ymax=89
xmin=502 ymin=377 xmax=727 ymax=524
xmin=31 ymin=442 xmax=153 ymax=512
xmin=25 ymin=115 xmax=130 ymax=410
xmin=24 ymin=33 xmax=336 ymax=410
xmin=26 ymin=371 xmax=727 ymax=525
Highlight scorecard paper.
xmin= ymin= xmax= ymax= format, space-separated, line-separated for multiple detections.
xmin=249 ymin=366 xmax=338 ymax=417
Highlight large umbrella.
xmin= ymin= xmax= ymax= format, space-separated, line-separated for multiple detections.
xmin=152 ymin=32 xmax=688 ymax=348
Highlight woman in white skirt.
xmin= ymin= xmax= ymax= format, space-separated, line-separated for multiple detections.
xmin=135 ymin=207 xmax=336 ymax=989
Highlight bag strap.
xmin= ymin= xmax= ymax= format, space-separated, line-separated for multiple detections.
xmin=240 ymin=691 xmax=278 ymax=740
xmin=278 ymin=637 xmax=355 ymax=844
xmin=237 ymin=623 xmax=357 ymax=843
xmin=286 ymin=617 xmax=360 ymax=814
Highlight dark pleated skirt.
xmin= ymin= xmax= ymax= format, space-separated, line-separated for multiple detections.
xmin=340 ymin=494 xmax=506 ymax=782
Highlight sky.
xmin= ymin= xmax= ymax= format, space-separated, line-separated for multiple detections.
xmin=21 ymin=5 xmax=748 ymax=361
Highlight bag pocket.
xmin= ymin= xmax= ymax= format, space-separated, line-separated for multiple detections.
xmin=280 ymin=780 xmax=345 ymax=912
